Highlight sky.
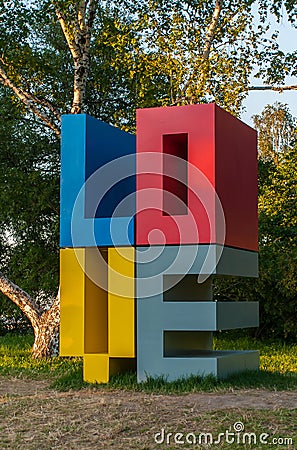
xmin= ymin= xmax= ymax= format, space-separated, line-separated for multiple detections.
xmin=241 ymin=11 xmax=297 ymax=126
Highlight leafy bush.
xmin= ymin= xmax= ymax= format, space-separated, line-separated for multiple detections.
xmin=215 ymin=148 xmax=297 ymax=341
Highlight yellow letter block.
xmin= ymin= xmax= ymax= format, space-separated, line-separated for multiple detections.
xmin=60 ymin=248 xmax=85 ymax=356
xmin=60 ymin=247 xmax=135 ymax=383
xmin=108 ymin=247 xmax=135 ymax=358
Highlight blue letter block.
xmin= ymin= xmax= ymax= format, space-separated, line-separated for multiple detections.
xmin=60 ymin=114 xmax=136 ymax=248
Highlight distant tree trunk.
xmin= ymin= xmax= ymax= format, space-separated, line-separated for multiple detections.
xmin=0 ymin=271 xmax=60 ymax=357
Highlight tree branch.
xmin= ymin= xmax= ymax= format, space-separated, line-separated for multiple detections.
xmin=0 ymin=65 xmax=61 ymax=137
xmin=249 ymin=85 xmax=297 ymax=92
xmin=0 ymin=271 xmax=42 ymax=333
xmin=29 ymin=95 xmax=61 ymax=122
xmin=55 ymin=7 xmax=81 ymax=60
xmin=173 ymin=0 xmax=223 ymax=104
xmin=202 ymin=0 xmax=223 ymax=60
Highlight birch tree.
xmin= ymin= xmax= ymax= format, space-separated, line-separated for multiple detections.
xmin=0 ymin=0 xmax=97 ymax=356
xmin=253 ymin=102 xmax=296 ymax=164
xmin=0 ymin=0 xmax=97 ymax=136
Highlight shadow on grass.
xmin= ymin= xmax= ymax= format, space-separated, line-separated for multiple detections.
xmin=50 ymin=368 xmax=297 ymax=393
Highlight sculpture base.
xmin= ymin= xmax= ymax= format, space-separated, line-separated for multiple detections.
xmin=137 ymin=350 xmax=259 ymax=382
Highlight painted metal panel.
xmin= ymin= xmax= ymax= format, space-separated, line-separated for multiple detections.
xmin=136 ymin=104 xmax=215 ymax=246
xmin=136 ymin=245 xmax=258 ymax=282
xmin=217 ymin=302 xmax=259 ymax=330
xmin=138 ymin=295 xmax=258 ymax=330
xmin=60 ymin=114 xmax=136 ymax=247
xmin=137 ymin=354 xmax=217 ymax=382
xmin=108 ymin=247 xmax=135 ymax=357
xmin=59 ymin=106 xmax=259 ymax=384
xmin=216 ymin=350 xmax=259 ymax=379
xmin=216 ymin=246 xmax=258 ymax=277
xmin=85 ymin=115 xmax=136 ymax=219
xmin=215 ymin=106 xmax=258 ymax=251
xmin=84 ymin=248 xmax=108 ymax=354
xmin=60 ymin=248 xmax=85 ymax=356
xmin=138 ymin=297 xmax=217 ymax=330
xmin=83 ymin=355 xmax=136 ymax=384
xmin=137 ymin=295 xmax=258 ymax=370
xmin=136 ymin=242 xmax=259 ymax=381
xmin=83 ymin=354 xmax=109 ymax=383
xmin=136 ymin=103 xmax=258 ymax=250
xmin=137 ymin=350 xmax=259 ymax=382
xmin=60 ymin=114 xmax=86 ymax=248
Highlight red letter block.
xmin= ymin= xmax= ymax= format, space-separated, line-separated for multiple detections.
xmin=136 ymin=104 xmax=257 ymax=251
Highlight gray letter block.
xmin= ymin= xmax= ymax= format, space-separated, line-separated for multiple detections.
xmin=136 ymin=244 xmax=259 ymax=382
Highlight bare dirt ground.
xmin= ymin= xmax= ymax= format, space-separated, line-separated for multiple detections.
xmin=0 ymin=378 xmax=296 ymax=449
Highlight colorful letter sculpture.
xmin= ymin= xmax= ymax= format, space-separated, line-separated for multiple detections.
xmin=60 ymin=104 xmax=259 ymax=383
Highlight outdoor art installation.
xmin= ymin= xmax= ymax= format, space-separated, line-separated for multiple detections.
xmin=59 ymin=104 xmax=259 ymax=383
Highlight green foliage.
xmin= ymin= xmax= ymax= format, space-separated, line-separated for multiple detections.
xmin=256 ymin=1 xmax=297 ymax=86
xmin=215 ymin=145 xmax=297 ymax=341
xmin=253 ymin=102 xmax=296 ymax=163
xmin=257 ymin=148 xmax=297 ymax=340
xmin=0 ymin=0 xmax=73 ymax=120
xmin=117 ymin=0 xmax=265 ymax=115
xmin=0 ymin=90 xmax=59 ymax=330
xmin=259 ymin=0 xmax=297 ymax=25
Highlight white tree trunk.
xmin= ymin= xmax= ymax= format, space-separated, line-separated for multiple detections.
xmin=0 ymin=271 xmax=60 ymax=358
xmin=32 ymin=296 xmax=60 ymax=358
xmin=56 ymin=0 xmax=96 ymax=114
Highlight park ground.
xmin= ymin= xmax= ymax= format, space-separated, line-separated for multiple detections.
xmin=0 ymin=334 xmax=296 ymax=449
xmin=1 ymin=378 xmax=297 ymax=449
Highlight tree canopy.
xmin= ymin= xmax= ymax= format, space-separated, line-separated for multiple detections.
xmin=1 ymin=0 xmax=296 ymax=135
xmin=257 ymin=146 xmax=297 ymax=340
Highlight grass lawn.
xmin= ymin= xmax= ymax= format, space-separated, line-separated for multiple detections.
xmin=0 ymin=332 xmax=296 ymax=392
xmin=1 ymin=333 xmax=296 ymax=449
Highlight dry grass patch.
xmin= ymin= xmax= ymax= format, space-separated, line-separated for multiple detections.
xmin=1 ymin=387 xmax=296 ymax=449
